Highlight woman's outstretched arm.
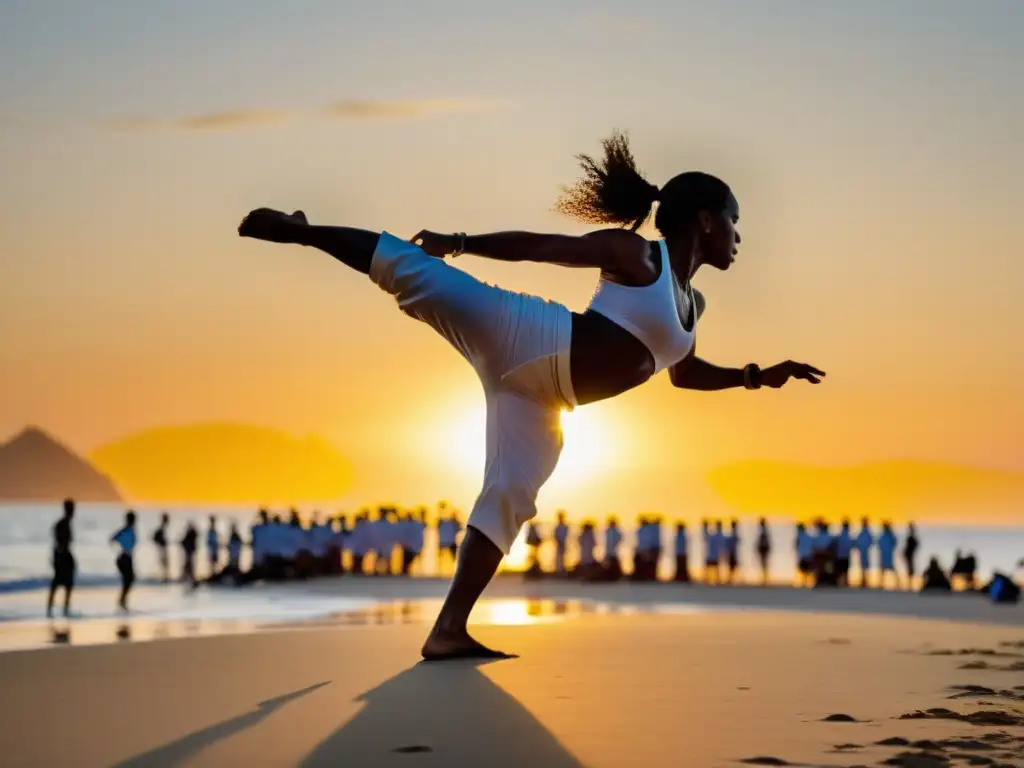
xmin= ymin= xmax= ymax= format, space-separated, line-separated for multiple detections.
xmin=669 ymin=354 xmax=748 ymax=390
xmin=670 ymin=353 xmax=825 ymax=391
xmin=667 ymin=294 xmax=825 ymax=390
xmin=412 ymin=228 xmax=646 ymax=273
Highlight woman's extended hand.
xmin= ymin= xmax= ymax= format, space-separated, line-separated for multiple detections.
xmin=411 ymin=230 xmax=457 ymax=258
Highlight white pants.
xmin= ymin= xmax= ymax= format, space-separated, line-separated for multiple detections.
xmin=370 ymin=232 xmax=576 ymax=554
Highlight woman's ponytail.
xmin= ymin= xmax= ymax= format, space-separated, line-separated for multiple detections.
xmin=555 ymin=131 xmax=659 ymax=231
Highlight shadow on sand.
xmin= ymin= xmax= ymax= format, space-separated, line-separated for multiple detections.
xmin=302 ymin=658 xmax=584 ymax=767
xmin=112 ymin=681 xmax=330 ymax=768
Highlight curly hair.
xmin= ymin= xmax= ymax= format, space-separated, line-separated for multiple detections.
xmin=555 ymin=131 xmax=732 ymax=238
xmin=554 ymin=131 xmax=660 ymax=232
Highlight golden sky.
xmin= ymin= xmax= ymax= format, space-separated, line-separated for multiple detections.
xmin=1 ymin=2 xmax=1022 ymax=518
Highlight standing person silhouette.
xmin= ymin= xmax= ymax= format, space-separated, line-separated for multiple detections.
xmin=553 ymin=512 xmax=570 ymax=576
xmin=239 ymin=131 xmax=825 ymax=660
xmin=856 ymin=517 xmax=875 ymax=588
xmin=206 ymin=515 xmax=220 ymax=578
xmin=153 ymin=512 xmax=170 ymax=583
xmin=673 ymin=522 xmax=691 ymax=583
xmin=903 ymin=522 xmax=920 ymax=588
xmin=756 ymin=517 xmax=772 ymax=585
xmin=604 ymin=516 xmax=624 ymax=579
xmin=47 ymin=498 xmax=76 ymax=618
xmin=180 ymin=522 xmax=198 ymax=589
xmin=111 ymin=510 xmax=138 ymax=612
xmin=725 ymin=519 xmax=741 ymax=583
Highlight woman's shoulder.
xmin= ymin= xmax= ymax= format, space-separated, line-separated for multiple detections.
xmin=583 ymin=229 xmax=657 ymax=283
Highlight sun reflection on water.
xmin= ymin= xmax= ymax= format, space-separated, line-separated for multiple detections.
xmin=473 ymin=598 xmax=583 ymax=626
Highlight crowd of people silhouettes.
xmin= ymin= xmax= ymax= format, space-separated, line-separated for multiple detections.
xmin=522 ymin=514 xmax=951 ymax=589
xmin=47 ymin=497 xmax=1016 ymax=619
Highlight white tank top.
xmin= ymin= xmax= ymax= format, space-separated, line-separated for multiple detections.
xmin=586 ymin=240 xmax=696 ymax=373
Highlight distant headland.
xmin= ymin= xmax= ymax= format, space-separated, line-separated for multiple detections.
xmin=0 ymin=426 xmax=122 ymax=502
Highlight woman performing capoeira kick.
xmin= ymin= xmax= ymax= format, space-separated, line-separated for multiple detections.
xmin=238 ymin=131 xmax=825 ymax=660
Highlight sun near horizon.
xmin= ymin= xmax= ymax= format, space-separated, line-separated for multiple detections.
xmin=441 ymin=405 xmax=622 ymax=493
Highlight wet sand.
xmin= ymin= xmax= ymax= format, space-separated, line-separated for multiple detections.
xmin=299 ymin=575 xmax=1024 ymax=627
xmin=0 ymin=597 xmax=1021 ymax=767
xmin=2 ymin=576 xmax=1020 ymax=654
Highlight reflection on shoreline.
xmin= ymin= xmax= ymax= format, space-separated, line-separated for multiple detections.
xmin=7 ymin=597 xmax=706 ymax=654
xmin=50 ymin=626 xmax=71 ymax=645
xmin=251 ymin=598 xmax=598 ymax=630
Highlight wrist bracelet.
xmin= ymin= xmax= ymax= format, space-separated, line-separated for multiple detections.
xmin=451 ymin=232 xmax=467 ymax=257
xmin=743 ymin=363 xmax=762 ymax=390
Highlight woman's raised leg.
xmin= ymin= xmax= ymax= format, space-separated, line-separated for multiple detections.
xmin=238 ymin=208 xmax=380 ymax=274
xmin=238 ymin=209 xmax=499 ymax=365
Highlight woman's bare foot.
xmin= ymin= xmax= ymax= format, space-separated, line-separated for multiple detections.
xmin=421 ymin=626 xmax=517 ymax=662
xmin=238 ymin=208 xmax=308 ymax=243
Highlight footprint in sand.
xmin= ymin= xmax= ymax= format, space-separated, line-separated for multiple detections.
xmin=950 ymin=685 xmax=997 ymax=694
xmin=899 ymin=708 xmax=1024 ymax=727
xmin=821 ymin=713 xmax=863 ymax=723
xmin=738 ymin=757 xmax=794 ymax=766
xmin=957 ymin=660 xmax=1024 ymax=672
xmin=923 ymin=647 xmax=1024 ymax=659
xmin=880 ymin=751 xmax=951 ymax=767
xmin=950 ymin=755 xmax=996 ymax=766
xmin=738 ymin=758 xmax=851 ymax=767
xmin=872 ymin=731 xmax=1023 ymax=768
xmin=965 ymin=648 xmax=1022 ymax=658
xmin=937 ymin=738 xmax=996 ymax=751
xmin=877 ymin=737 xmax=912 ymax=747
xmin=980 ymin=731 xmax=1024 ymax=746
xmin=948 ymin=684 xmax=1024 ymax=702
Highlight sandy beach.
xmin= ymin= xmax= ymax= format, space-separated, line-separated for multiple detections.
xmin=1 ymin=581 xmax=1022 ymax=767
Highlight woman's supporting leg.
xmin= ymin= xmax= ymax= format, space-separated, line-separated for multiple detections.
xmin=420 ymin=527 xmax=509 ymax=660
xmin=422 ymin=388 xmax=565 ymax=661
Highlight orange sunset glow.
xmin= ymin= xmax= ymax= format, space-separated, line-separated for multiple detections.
xmin=1 ymin=3 xmax=1022 ymax=526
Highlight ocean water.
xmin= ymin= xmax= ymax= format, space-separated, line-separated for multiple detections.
xmin=2 ymin=502 xmax=1022 ymax=594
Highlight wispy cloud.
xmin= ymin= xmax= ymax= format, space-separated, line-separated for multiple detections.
xmin=176 ymin=108 xmax=295 ymax=131
xmin=107 ymin=99 xmax=496 ymax=133
xmin=106 ymin=108 xmax=295 ymax=133
xmin=321 ymin=98 xmax=495 ymax=120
